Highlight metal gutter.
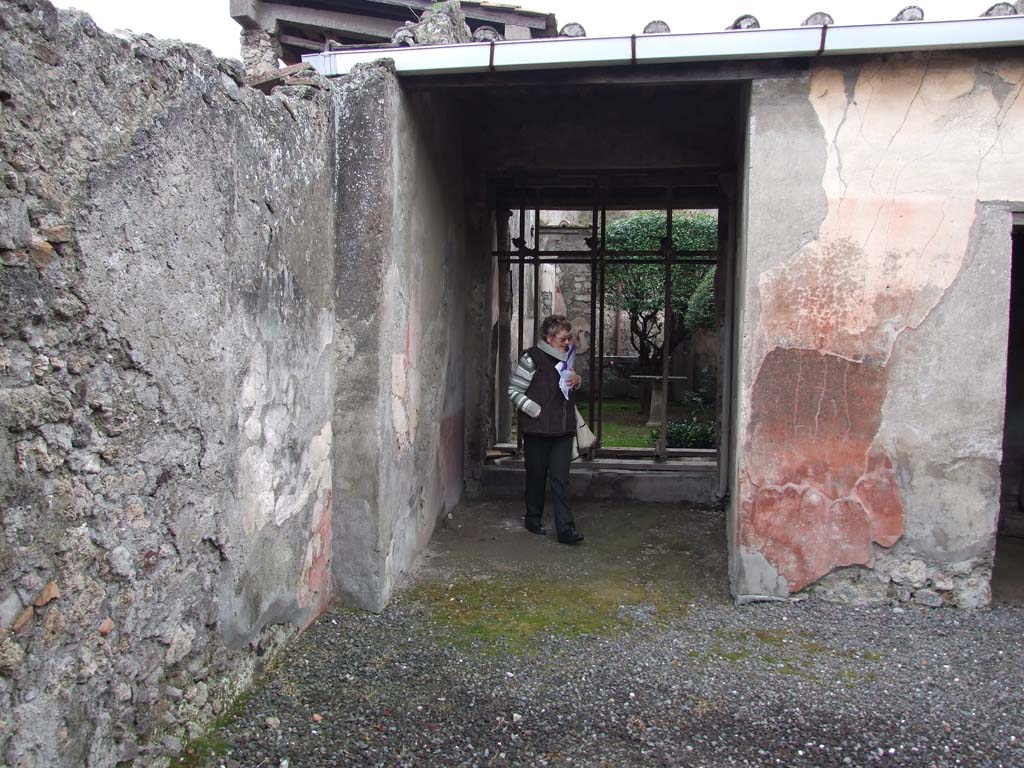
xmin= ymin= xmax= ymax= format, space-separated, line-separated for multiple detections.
xmin=302 ymin=16 xmax=1024 ymax=77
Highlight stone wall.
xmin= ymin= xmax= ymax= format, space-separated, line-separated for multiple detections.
xmin=733 ymin=51 xmax=1024 ymax=606
xmin=331 ymin=65 xmax=467 ymax=610
xmin=0 ymin=2 xmax=336 ymax=765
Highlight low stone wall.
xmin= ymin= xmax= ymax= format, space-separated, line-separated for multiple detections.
xmin=1 ymin=2 xmax=336 ymax=765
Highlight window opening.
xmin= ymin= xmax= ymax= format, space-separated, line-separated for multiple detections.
xmin=492 ymin=177 xmax=722 ymax=467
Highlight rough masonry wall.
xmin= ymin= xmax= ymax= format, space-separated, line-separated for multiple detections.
xmin=0 ymin=2 xmax=335 ymax=765
xmin=734 ymin=52 xmax=1024 ymax=606
xmin=331 ymin=64 xmax=466 ymax=610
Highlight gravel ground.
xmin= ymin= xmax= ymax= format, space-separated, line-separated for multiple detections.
xmin=190 ymin=501 xmax=1024 ymax=768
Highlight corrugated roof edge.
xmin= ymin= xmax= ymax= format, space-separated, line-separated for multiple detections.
xmin=303 ymin=16 xmax=1024 ymax=77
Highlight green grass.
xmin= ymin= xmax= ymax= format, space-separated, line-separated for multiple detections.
xmin=578 ymin=397 xmax=699 ymax=448
xmin=510 ymin=396 xmax=710 ymax=448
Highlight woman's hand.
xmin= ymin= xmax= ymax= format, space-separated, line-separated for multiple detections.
xmin=570 ymin=372 xmax=582 ymax=389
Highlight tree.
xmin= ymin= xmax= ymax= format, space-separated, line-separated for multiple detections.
xmin=603 ymin=211 xmax=717 ymax=394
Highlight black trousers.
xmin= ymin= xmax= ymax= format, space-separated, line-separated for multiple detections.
xmin=523 ymin=433 xmax=575 ymax=535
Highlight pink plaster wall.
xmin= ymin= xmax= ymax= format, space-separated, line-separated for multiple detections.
xmin=737 ymin=53 xmax=1024 ymax=594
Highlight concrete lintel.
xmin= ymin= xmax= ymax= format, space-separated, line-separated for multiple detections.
xmin=230 ymin=0 xmax=260 ymax=29
xmin=255 ymin=4 xmax=403 ymax=39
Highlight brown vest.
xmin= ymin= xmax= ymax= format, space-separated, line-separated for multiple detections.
xmin=520 ymin=345 xmax=575 ymax=437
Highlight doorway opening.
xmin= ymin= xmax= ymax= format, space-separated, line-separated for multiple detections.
xmin=994 ymin=218 xmax=1024 ymax=603
xmin=445 ymin=77 xmax=747 ymax=502
xmin=485 ymin=174 xmax=734 ymax=501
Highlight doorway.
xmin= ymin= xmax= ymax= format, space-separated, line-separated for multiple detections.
xmin=484 ymin=177 xmax=735 ymax=503
xmin=994 ymin=219 xmax=1024 ymax=603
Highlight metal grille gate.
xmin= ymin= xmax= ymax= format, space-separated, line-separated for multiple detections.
xmin=492 ymin=174 xmax=723 ymax=463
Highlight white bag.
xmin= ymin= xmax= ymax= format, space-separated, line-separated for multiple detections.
xmin=575 ymin=406 xmax=596 ymax=450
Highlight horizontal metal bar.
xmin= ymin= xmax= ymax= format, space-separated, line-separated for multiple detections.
xmin=499 ymin=258 xmax=717 ymax=266
xmin=492 ymin=250 xmax=719 ymax=258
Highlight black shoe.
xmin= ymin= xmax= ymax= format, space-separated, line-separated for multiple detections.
xmin=525 ymin=521 xmax=547 ymax=536
xmin=557 ymin=529 xmax=584 ymax=545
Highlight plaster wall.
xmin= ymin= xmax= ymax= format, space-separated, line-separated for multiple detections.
xmin=0 ymin=1 xmax=336 ymax=764
xmin=734 ymin=52 xmax=1024 ymax=606
xmin=331 ymin=65 xmax=466 ymax=610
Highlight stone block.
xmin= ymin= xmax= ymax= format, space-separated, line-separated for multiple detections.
xmin=954 ymin=577 xmax=991 ymax=608
xmin=0 ymin=636 xmax=26 ymax=674
xmin=890 ymin=558 xmax=928 ymax=588
xmin=0 ymin=386 xmax=73 ymax=430
xmin=0 ymin=592 xmax=24 ymax=628
xmin=0 ymin=197 xmax=31 ymax=250
xmin=11 ymin=606 xmax=33 ymax=632
xmin=912 ymin=588 xmax=943 ymax=607
xmin=33 ymin=581 xmax=59 ymax=607
xmin=28 ymin=238 xmax=54 ymax=269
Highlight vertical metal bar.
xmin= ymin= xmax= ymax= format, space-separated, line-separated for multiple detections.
xmin=517 ymin=204 xmax=526 ymax=455
xmin=656 ymin=200 xmax=673 ymax=461
xmin=717 ymin=201 xmax=735 ymax=500
xmin=532 ymin=202 xmax=541 ymax=343
xmin=496 ymin=209 xmax=513 ymax=443
xmin=517 ymin=206 xmax=526 ymax=357
xmin=597 ymin=201 xmax=607 ymax=449
xmin=597 ymin=202 xmax=607 ymax=453
xmin=587 ymin=192 xmax=598 ymax=434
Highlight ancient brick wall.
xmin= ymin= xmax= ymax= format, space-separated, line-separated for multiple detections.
xmin=0 ymin=2 xmax=336 ymax=765
xmin=735 ymin=52 xmax=1024 ymax=606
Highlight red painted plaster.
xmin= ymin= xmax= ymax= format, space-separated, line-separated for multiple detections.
xmin=300 ymin=488 xmax=332 ymax=624
xmin=440 ymin=408 xmax=464 ymax=508
xmin=740 ymin=347 xmax=903 ymax=591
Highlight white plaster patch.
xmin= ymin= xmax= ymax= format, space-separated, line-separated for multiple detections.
xmin=406 ymin=366 xmax=421 ymax=440
xmin=756 ymin=56 xmax=1024 ymax=363
xmin=274 ymin=421 xmax=332 ymax=527
xmin=317 ymin=310 xmax=334 ymax=354
xmin=391 ymin=353 xmax=406 ymax=398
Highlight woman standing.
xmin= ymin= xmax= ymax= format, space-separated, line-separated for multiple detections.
xmin=507 ymin=315 xmax=585 ymax=545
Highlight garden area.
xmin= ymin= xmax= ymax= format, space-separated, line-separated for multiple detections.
xmin=586 ymin=207 xmax=719 ymax=451
xmin=578 ymin=394 xmax=717 ymax=449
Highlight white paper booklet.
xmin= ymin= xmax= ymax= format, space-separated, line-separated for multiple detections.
xmin=557 ymin=344 xmax=576 ymax=400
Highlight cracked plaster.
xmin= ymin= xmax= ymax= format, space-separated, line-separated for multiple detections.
xmin=737 ymin=53 xmax=1024 ymax=600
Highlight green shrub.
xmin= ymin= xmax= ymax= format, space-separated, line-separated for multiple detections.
xmin=650 ymin=417 xmax=717 ymax=449
xmin=684 ymin=267 xmax=717 ymax=331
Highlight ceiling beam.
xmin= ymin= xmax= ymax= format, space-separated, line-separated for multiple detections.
xmin=232 ymin=0 xmax=552 ymax=34
xmin=337 ymin=0 xmax=552 ymax=30
xmin=403 ymin=59 xmax=809 ymax=90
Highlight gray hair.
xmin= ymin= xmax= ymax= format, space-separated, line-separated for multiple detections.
xmin=540 ymin=315 xmax=571 ymax=339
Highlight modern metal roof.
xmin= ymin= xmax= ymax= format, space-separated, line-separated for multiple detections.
xmin=303 ymin=15 xmax=1024 ymax=78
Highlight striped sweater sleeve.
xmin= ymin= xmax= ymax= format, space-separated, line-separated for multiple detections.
xmin=507 ymin=351 xmax=542 ymax=418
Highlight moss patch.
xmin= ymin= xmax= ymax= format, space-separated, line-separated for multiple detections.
xmin=405 ymin=575 xmax=646 ymax=653
xmin=170 ymin=689 xmax=253 ymax=768
xmin=696 ymin=628 xmax=884 ymax=683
